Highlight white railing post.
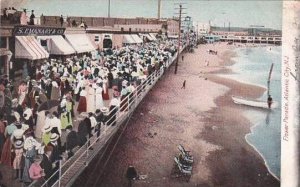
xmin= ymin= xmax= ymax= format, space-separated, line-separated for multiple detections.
xmin=86 ymin=141 xmax=89 ymax=161
xmin=127 ymin=93 xmax=131 ymax=116
xmin=104 ymin=117 xmax=107 ymax=134
xmin=58 ymin=160 xmax=62 ymax=187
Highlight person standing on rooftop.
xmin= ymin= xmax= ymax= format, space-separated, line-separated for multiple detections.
xmin=60 ymin=15 xmax=64 ymax=27
xmin=29 ymin=10 xmax=35 ymax=25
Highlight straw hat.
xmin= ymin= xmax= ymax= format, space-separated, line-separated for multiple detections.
xmin=24 ymin=137 xmax=37 ymax=150
xmin=100 ymin=107 xmax=109 ymax=114
xmin=23 ymin=108 xmax=33 ymax=121
xmin=43 ymin=122 xmax=52 ymax=133
xmin=50 ymin=133 xmax=59 ymax=142
xmin=14 ymin=140 xmax=24 ymax=149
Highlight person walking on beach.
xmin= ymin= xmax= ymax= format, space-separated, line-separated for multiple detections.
xmin=182 ymin=55 xmax=184 ymax=62
xmin=181 ymin=80 xmax=186 ymax=89
xmin=267 ymin=95 xmax=273 ymax=109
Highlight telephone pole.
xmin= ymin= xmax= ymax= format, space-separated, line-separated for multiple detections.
xmin=158 ymin=0 xmax=161 ymax=20
xmin=108 ymin=0 xmax=111 ymax=18
xmin=174 ymin=4 xmax=185 ymax=74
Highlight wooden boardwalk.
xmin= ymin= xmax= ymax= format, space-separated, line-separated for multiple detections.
xmin=28 ymin=50 xmax=181 ymax=187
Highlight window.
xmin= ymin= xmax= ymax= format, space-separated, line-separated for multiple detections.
xmin=0 ymin=37 xmax=7 ymax=48
xmin=103 ymin=39 xmax=112 ymax=49
xmin=95 ymin=35 xmax=100 ymax=42
xmin=40 ymin=40 xmax=47 ymax=47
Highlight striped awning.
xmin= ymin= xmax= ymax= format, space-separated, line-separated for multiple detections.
xmin=146 ymin=34 xmax=154 ymax=41
xmin=130 ymin=34 xmax=143 ymax=44
xmin=139 ymin=33 xmax=154 ymax=42
xmin=37 ymin=35 xmax=76 ymax=55
xmin=65 ymin=34 xmax=96 ymax=53
xmin=149 ymin=33 xmax=157 ymax=41
xmin=15 ymin=36 xmax=49 ymax=60
xmin=123 ymin=34 xmax=136 ymax=44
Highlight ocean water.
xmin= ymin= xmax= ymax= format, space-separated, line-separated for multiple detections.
xmin=222 ymin=46 xmax=281 ymax=179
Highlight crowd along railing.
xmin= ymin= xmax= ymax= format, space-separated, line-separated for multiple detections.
xmin=30 ymin=45 xmax=185 ymax=187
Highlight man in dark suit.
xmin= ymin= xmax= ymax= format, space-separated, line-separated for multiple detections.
xmin=65 ymin=126 xmax=78 ymax=158
xmin=77 ymin=117 xmax=88 ymax=146
xmin=84 ymin=115 xmax=93 ymax=150
xmin=95 ymin=109 xmax=103 ymax=139
xmin=40 ymin=147 xmax=53 ymax=181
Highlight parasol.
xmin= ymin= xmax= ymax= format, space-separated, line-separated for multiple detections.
xmin=37 ymin=100 xmax=60 ymax=112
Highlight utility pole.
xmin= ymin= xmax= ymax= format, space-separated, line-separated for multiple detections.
xmin=108 ymin=0 xmax=111 ymax=18
xmin=174 ymin=4 xmax=182 ymax=74
xmin=196 ymin=23 xmax=199 ymax=44
xmin=158 ymin=0 xmax=161 ymax=20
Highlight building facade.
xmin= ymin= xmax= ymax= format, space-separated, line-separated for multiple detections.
xmin=182 ymin=16 xmax=193 ymax=33
xmin=113 ymin=24 xmax=161 ymax=33
xmin=166 ymin=19 xmax=179 ymax=37
xmin=195 ymin=22 xmax=211 ymax=35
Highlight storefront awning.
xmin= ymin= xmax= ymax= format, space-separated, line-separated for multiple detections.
xmin=168 ymin=35 xmax=179 ymax=39
xmin=15 ymin=36 xmax=49 ymax=60
xmin=123 ymin=34 xmax=136 ymax=44
xmin=149 ymin=33 xmax=157 ymax=41
xmin=145 ymin=34 xmax=154 ymax=41
xmin=37 ymin=35 xmax=76 ymax=55
xmin=130 ymin=34 xmax=143 ymax=44
xmin=65 ymin=34 xmax=96 ymax=53
xmin=138 ymin=34 xmax=155 ymax=42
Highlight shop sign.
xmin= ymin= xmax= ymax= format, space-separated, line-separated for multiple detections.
xmin=14 ymin=26 xmax=65 ymax=36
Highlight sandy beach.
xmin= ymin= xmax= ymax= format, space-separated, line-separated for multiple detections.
xmin=73 ymin=43 xmax=280 ymax=187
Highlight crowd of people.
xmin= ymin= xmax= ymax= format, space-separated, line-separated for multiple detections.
xmin=0 ymin=38 xmax=180 ymax=186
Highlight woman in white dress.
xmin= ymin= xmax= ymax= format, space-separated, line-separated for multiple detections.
xmin=102 ymin=77 xmax=109 ymax=100
xmin=95 ymin=84 xmax=104 ymax=110
xmin=86 ymin=84 xmax=96 ymax=113
xmin=34 ymin=110 xmax=46 ymax=139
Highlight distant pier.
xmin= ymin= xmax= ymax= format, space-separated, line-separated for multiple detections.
xmin=219 ymin=35 xmax=282 ymax=45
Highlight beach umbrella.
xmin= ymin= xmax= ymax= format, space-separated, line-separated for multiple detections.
xmin=37 ymin=100 xmax=60 ymax=112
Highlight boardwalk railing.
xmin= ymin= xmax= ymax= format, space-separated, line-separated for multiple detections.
xmin=29 ymin=47 xmax=183 ymax=187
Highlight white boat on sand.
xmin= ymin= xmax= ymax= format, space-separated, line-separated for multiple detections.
xmin=232 ymin=95 xmax=278 ymax=109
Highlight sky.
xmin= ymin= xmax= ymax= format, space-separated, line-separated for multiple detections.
xmin=1 ymin=0 xmax=283 ymax=30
